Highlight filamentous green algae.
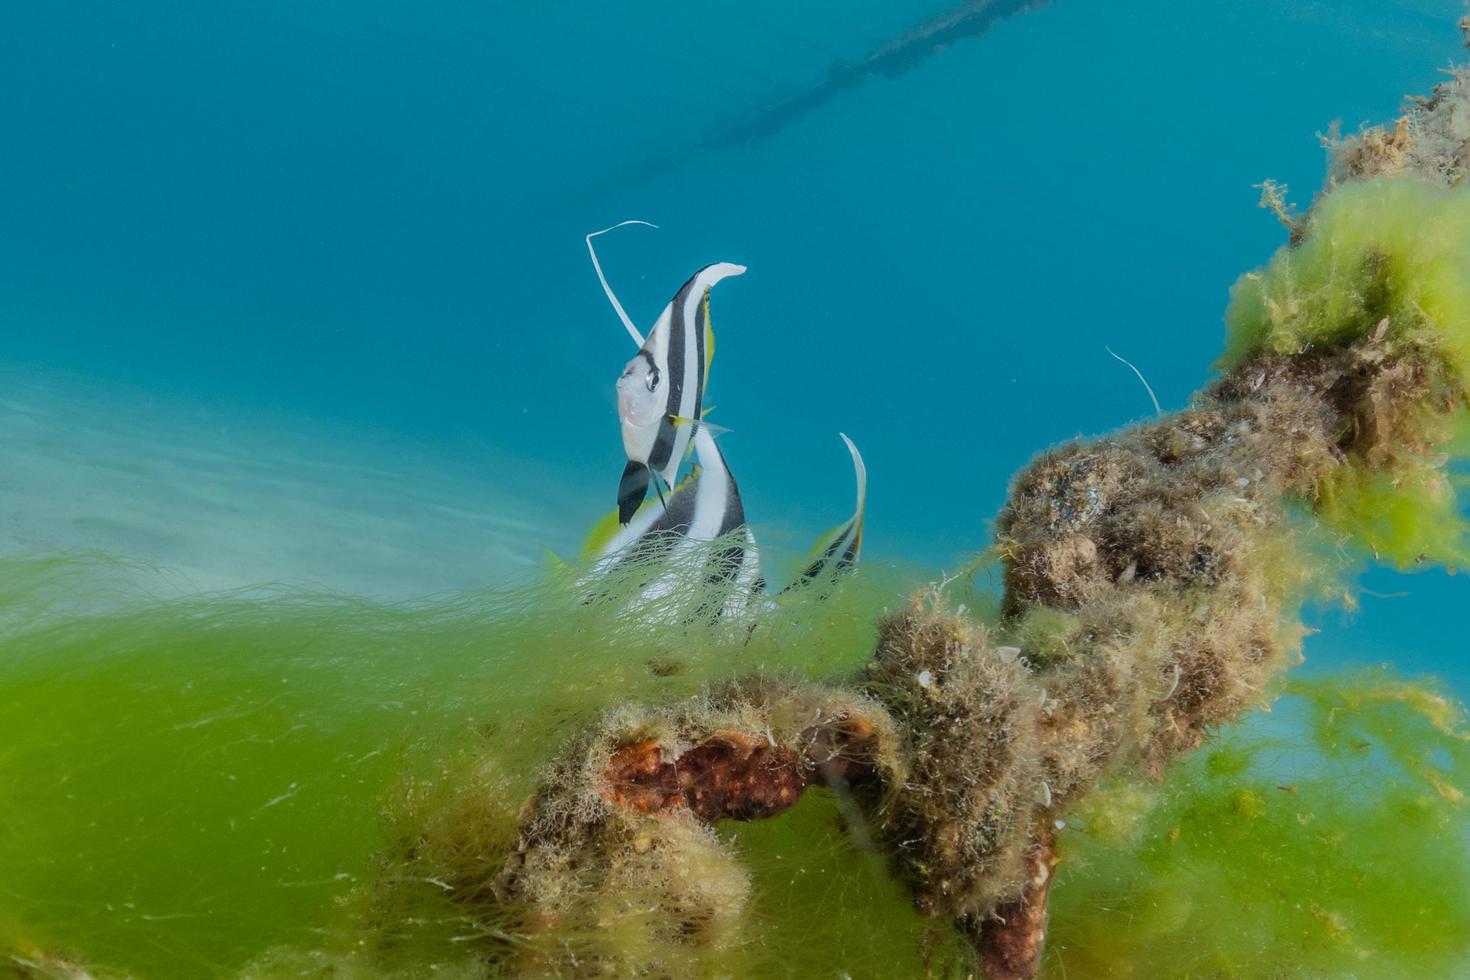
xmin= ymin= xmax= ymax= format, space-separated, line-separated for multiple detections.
xmin=1047 ymin=673 xmax=1470 ymax=978
xmin=0 ymin=553 xmax=925 ymax=978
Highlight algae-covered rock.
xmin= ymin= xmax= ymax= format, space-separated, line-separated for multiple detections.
xmin=472 ymin=676 xmax=901 ymax=976
xmin=862 ymin=597 xmax=1043 ymax=920
xmin=468 ymin=23 xmax=1470 ymax=977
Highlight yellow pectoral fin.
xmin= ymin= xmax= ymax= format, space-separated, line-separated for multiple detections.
xmin=581 ymin=508 xmax=623 ymax=559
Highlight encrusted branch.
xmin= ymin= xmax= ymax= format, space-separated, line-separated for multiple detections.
xmin=968 ymin=829 xmax=1059 ymax=980
xmin=601 ymin=713 xmax=882 ymax=821
xmin=421 ymin=30 xmax=1470 ymax=979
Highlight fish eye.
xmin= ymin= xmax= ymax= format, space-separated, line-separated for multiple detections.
xmin=645 ymin=367 xmax=660 ymax=392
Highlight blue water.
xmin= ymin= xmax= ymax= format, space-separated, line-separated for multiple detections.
xmin=2 ymin=3 xmax=1465 ymax=669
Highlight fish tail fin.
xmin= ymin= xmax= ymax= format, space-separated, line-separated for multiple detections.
xmin=617 ymin=460 xmax=650 ymax=525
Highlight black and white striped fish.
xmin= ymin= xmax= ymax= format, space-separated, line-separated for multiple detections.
xmin=785 ymin=433 xmax=867 ymax=590
xmin=586 ymin=426 xmax=763 ymax=619
xmin=615 ymin=263 xmax=745 ymax=524
xmin=582 ymin=430 xmax=866 ymax=615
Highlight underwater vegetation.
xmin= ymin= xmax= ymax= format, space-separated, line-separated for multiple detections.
xmin=471 ymin=22 xmax=1470 ymax=980
xmin=6 ymin=19 xmax=1470 ymax=980
xmin=1046 ymin=670 xmax=1470 ymax=978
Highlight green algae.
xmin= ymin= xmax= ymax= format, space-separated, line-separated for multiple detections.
xmin=0 ymin=551 xmax=933 ymax=978
xmin=1222 ymin=179 xmax=1470 ymax=386
xmin=1316 ymin=460 xmax=1470 ymax=568
xmin=1221 ymin=177 xmax=1470 ymax=568
xmin=1045 ymin=671 xmax=1470 ymax=979
xmin=4 ymin=553 xmax=1470 ymax=977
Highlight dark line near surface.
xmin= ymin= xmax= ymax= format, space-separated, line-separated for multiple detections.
xmin=704 ymin=0 xmax=1053 ymax=151
xmin=520 ymin=0 xmax=1057 ymax=221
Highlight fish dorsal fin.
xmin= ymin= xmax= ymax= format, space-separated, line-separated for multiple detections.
xmin=839 ymin=431 xmax=867 ymax=558
xmin=651 ymin=261 xmax=744 ymax=354
xmin=799 ymin=519 xmax=852 ymax=565
xmin=782 ymin=434 xmax=868 ymax=591
xmin=804 ymin=434 xmax=867 ymax=553
xmin=688 ymin=263 xmax=743 ymax=373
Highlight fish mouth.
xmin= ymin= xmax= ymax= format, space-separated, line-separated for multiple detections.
xmin=617 ymin=388 xmax=653 ymax=429
xmin=620 ymin=412 xmax=660 ymax=435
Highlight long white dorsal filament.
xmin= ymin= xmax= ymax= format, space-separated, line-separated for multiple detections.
xmin=586 ymin=219 xmax=658 ymax=347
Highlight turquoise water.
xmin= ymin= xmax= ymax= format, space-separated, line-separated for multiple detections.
xmin=2 ymin=1 xmax=1468 ymax=976
xmin=5 ymin=0 xmax=1463 ymax=672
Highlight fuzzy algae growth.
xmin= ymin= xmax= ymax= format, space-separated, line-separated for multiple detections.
xmin=1222 ymin=177 xmax=1470 ymax=566
xmin=1222 ymin=179 xmax=1470 ymax=383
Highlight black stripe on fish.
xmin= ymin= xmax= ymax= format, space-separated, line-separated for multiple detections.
xmin=688 ymin=442 xmax=761 ymax=620
xmin=789 ymin=521 xmax=856 ymax=588
xmin=604 ymin=471 xmax=701 ymax=576
xmin=648 ymin=417 xmax=678 ymax=478
xmin=594 ymin=427 xmax=762 ymax=621
xmin=650 ymin=282 xmax=691 ymax=474
xmin=688 ymin=537 xmax=752 ymax=622
xmin=693 ymin=290 xmax=708 ymax=420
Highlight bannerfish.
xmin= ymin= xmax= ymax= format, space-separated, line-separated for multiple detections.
xmin=581 ymin=431 xmax=867 ymax=619
xmin=784 ymin=433 xmax=867 ymax=590
xmin=615 ymin=262 xmax=746 ymax=524
xmin=585 ymin=426 xmax=763 ymax=618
